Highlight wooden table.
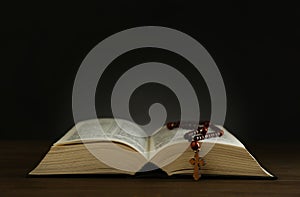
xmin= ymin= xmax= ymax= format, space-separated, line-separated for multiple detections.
xmin=1 ymin=140 xmax=299 ymax=196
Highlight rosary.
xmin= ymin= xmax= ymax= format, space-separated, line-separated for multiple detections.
xmin=167 ymin=121 xmax=224 ymax=181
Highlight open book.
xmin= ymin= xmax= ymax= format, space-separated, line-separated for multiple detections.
xmin=30 ymin=118 xmax=273 ymax=178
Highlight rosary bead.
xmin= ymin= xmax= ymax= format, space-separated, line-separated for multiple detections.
xmin=167 ymin=122 xmax=178 ymax=130
xmin=167 ymin=121 xmax=210 ymax=131
xmin=167 ymin=122 xmax=174 ymax=130
xmin=202 ymin=128 xmax=208 ymax=136
xmin=190 ymin=141 xmax=200 ymax=150
xmin=202 ymin=121 xmax=210 ymax=128
xmin=219 ymin=130 xmax=224 ymax=137
xmin=197 ymin=127 xmax=208 ymax=136
xmin=193 ymin=135 xmax=204 ymax=141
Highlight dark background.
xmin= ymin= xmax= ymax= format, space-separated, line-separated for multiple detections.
xmin=1 ymin=1 xmax=299 ymax=146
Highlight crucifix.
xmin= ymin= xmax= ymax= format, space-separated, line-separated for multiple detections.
xmin=189 ymin=147 xmax=206 ymax=180
xmin=167 ymin=121 xmax=224 ymax=181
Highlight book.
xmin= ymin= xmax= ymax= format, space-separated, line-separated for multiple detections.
xmin=30 ymin=118 xmax=273 ymax=178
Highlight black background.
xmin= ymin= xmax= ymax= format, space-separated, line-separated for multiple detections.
xmin=1 ymin=1 xmax=299 ymax=146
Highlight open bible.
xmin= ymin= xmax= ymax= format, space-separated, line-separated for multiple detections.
xmin=30 ymin=118 xmax=273 ymax=178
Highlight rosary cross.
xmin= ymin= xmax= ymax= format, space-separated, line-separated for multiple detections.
xmin=189 ymin=150 xmax=206 ymax=180
xmin=167 ymin=121 xmax=224 ymax=181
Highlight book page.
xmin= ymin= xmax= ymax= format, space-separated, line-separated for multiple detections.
xmin=203 ymin=125 xmax=244 ymax=147
xmin=55 ymin=119 xmax=149 ymax=155
xmin=149 ymin=126 xmax=185 ymax=151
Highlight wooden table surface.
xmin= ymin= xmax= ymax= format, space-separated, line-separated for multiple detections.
xmin=0 ymin=140 xmax=299 ymax=196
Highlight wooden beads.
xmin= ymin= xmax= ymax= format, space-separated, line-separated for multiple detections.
xmin=166 ymin=121 xmax=210 ymax=130
xmin=166 ymin=121 xmax=180 ymax=130
xmin=193 ymin=135 xmax=205 ymax=141
xmin=166 ymin=120 xmax=223 ymax=181
xmin=183 ymin=127 xmax=208 ymax=141
xmin=190 ymin=141 xmax=201 ymax=151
